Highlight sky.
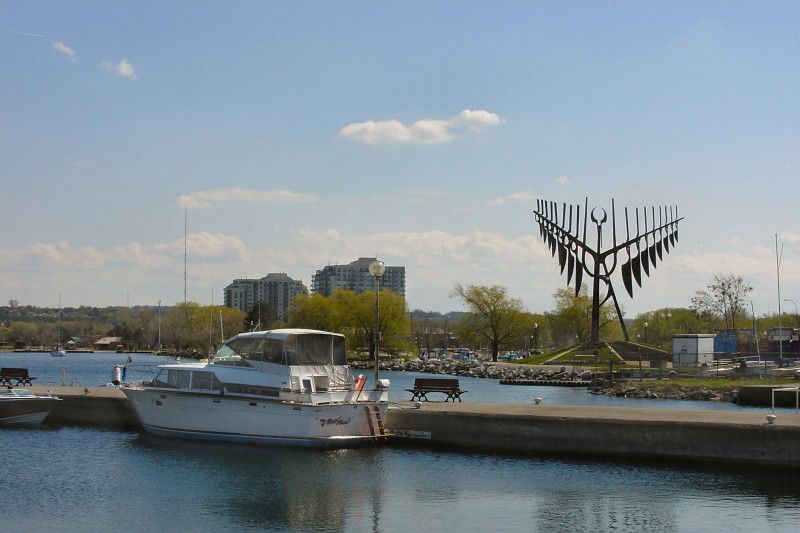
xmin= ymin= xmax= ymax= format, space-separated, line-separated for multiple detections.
xmin=2 ymin=1 xmax=800 ymax=321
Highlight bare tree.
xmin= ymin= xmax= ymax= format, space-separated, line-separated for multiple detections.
xmin=450 ymin=284 xmax=527 ymax=362
xmin=690 ymin=273 xmax=753 ymax=333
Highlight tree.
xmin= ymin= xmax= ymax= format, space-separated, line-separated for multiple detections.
xmin=548 ymin=284 xmax=622 ymax=346
xmin=289 ymin=294 xmax=336 ymax=331
xmin=160 ymin=302 xmax=245 ymax=355
xmin=245 ymin=301 xmax=281 ymax=331
xmin=137 ymin=308 xmax=156 ymax=348
xmin=8 ymin=321 xmax=38 ymax=346
xmin=289 ymin=290 xmax=410 ymax=357
xmin=412 ymin=315 xmax=439 ymax=355
xmin=630 ymin=307 xmax=703 ymax=351
xmin=332 ymin=289 xmax=410 ymax=357
xmin=449 ymin=284 xmax=527 ymax=362
xmin=690 ymin=273 xmax=753 ymax=333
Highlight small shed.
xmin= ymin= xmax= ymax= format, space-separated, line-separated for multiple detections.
xmin=672 ymin=334 xmax=716 ymax=368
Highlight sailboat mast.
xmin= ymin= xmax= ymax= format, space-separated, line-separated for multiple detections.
xmin=184 ymin=207 xmax=188 ymax=303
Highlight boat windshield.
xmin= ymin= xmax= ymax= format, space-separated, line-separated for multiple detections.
xmin=211 ymin=333 xmax=346 ymax=366
xmin=0 ymin=389 xmax=36 ymax=398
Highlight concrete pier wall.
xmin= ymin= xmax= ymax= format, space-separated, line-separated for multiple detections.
xmin=27 ymin=387 xmax=800 ymax=468
xmin=385 ymin=403 xmax=800 ymax=467
xmin=31 ymin=386 xmax=141 ymax=430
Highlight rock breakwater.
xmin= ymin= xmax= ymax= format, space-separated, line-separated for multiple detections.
xmin=600 ymin=382 xmax=738 ymax=402
xmin=352 ymin=358 xmax=593 ymax=382
xmin=352 ymin=358 xmax=741 ymax=402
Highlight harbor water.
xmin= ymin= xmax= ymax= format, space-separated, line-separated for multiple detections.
xmin=3 ymin=352 xmax=800 ymax=532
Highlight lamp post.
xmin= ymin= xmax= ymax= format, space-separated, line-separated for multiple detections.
xmin=785 ymin=299 xmax=798 ymax=328
xmin=644 ymin=321 xmax=648 ymax=344
xmin=533 ymin=323 xmax=538 ymax=354
xmin=369 ymin=259 xmax=385 ymax=388
xmin=157 ymin=299 xmax=162 ymax=351
xmin=637 ymin=335 xmax=642 ymax=380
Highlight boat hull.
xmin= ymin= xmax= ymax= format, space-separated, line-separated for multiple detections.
xmin=0 ymin=398 xmax=58 ymax=426
xmin=123 ymin=388 xmax=388 ymax=448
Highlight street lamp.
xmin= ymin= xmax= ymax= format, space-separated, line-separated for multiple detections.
xmin=636 ymin=335 xmax=642 ymax=380
xmin=157 ymin=299 xmax=162 ymax=351
xmin=644 ymin=321 xmax=648 ymax=344
xmin=784 ymin=299 xmax=798 ymax=328
xmin=369 ymin=259 xmax=385 ymax=388
xmin=533 ymin=323 xmax=538 ymax=354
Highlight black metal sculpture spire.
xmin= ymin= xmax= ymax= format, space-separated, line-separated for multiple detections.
xmin=534 ymin=198 xmax=683 ymax=342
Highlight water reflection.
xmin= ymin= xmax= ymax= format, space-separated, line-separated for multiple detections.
xmin=133 ymin=435 xmax=387 ymax=531
xmin=4 ymin=426 xmax=800 ymax=532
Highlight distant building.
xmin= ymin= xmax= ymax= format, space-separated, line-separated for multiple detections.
xmin=311 ymin=257 xmax=406 ymax=298
xmin=94 ymin=336 xmax=124 ymax=351
xmin=672 ymin=334 xmax=716 ymax=368
xmin=224 ymin=273 xmax=308 ymax=323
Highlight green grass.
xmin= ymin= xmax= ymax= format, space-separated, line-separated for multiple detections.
xmin=517 ymin=342 xmax=617 ymax=366
xmin=647 ymin=377 xmax=799 ymax=388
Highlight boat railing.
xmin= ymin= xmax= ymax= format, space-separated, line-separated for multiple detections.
xmin=772 ymin=386 xmax=800 ymax=414
xmin=122 ymin=364 xmax=163 ymax=386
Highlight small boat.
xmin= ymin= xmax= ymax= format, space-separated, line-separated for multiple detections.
xmin=51 ymin=345 xmax=67 ymax=357
xmin=0 ymin=388 xmax=61 ymax=426
xmin=122 ymin=328 xmax=390 ymax=448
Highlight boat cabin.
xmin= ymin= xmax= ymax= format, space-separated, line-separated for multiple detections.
xmin=146 ymin=330 xmax=355 ymax=402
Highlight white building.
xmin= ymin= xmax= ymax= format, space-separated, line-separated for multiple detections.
xmin=312 ymin=257 xmax=406 ymax=299
xmin=672 ymin=334 xmax=716 ymax=368
xmin=224 ymin=273 xmax=307 ymax=323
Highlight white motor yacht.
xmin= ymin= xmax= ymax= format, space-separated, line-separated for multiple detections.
xmin=123 ymin=329 xmax=390 ymax=447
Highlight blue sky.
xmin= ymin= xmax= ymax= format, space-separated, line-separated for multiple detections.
xmin=2 ymin=1 xmax=800 ymax=320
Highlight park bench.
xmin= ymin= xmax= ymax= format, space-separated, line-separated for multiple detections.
xmin=407 ymin=377 xmax=466 ymax=402
xmin=0 ymin=367 xmax=37 ymax=386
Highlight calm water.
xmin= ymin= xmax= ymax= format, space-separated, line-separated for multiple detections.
xmin=3 ymin=352 xmax=800 ymax=532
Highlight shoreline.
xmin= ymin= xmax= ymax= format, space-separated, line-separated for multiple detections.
xmin=362 ymin=358 xmax=800 ymax=403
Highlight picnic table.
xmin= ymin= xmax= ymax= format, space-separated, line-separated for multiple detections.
xmin=0 ymin=367 xmax=37 ymax=386
xmin=407 ymin=377 xmax=466 ymax=402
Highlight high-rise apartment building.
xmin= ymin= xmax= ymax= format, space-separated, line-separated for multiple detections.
xmin=224 ymin=273 xmax=308 ymax=323
xmin=311 ymin=257 xmax=406 ymax=298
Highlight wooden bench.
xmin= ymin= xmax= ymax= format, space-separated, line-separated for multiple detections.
xmin=407 ymin=378 xmax=466 ymax=402
xmin=0 ymin=367 xmax=37 ymax=386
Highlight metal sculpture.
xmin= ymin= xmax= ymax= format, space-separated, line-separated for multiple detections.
xmin=534 ymin=198 xmax=683 ymax=342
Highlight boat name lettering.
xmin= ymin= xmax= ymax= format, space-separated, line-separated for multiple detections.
xmin=320 ymin=416 xmax=351 ymax=426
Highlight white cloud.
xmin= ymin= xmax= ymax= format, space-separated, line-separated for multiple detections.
xmin=178 ymin=188 xmax=322 ymax=209
xmin=52 ymin=41 xmax=76 ymax=61
xmin=454 ymin=109 xmax=504 ymax=131
xmin=102 ymin=59 xmax=138 ymax=79
xmin=555 ymin=176 xmax=571 ymax=186
xmin=5 ymin=223 xmax=800 ymax=318
xmin=489 ymin=191 xmax=536 ymax=206
xmin=339 ymin=109 xmax=504 ymax=145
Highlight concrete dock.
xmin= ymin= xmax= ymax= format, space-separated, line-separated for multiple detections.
xmin=30 ymin=386 xmax=140 ymax=431
xmin=385 ymin=401 xmax=800 ymax=468
xmin=26 ymin=386 xmax=800 ymax=468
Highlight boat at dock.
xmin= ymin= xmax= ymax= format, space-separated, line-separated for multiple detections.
xmin=122 ymin=328 xmax=390 ymax=447
xmin=0 ymin=388 xmax=62 ymax=426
